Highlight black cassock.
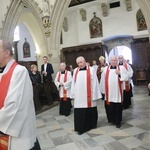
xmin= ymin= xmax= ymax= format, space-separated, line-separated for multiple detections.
xmin=74 ymin=107 xmax=98 ymax=134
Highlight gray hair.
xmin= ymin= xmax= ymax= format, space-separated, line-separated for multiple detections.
xmin=118 ymin=55 xmax=124 ymax=59
xmin=109 ymin=55 xmax=118 ymax=62
xmin=1 ymin=40 xmax=13 ymax=56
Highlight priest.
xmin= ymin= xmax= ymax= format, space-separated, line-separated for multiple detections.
xmin=118 ymin=55 xmax=133 ymax=109
xmin=54 ymin=62 xmax=72 ymax=116
xmin=71 ymin=56 xmax=101 ymax=135
xmin=100 ymin=55 xmax=128 ymax=128
xmin=0 ymin=40 xmax=40 ymax=150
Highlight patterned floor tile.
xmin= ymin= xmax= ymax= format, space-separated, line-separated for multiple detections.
xmin=131 ymin=143 xmax=150 ymax=150
xmin=134 ymin=132 xmax=150 ymax=143
xmin=35 ymin=86 xmax=150 ymax=150
xmin=52 ymin=135 xmax=73 ymax=146
xmin=92 ymin=135 xmax=116 ymax=146
xmin=56 ymin=143 xmax=80 ymax=150
xmin=104 ymin=141 xmax=129 ymax=150
xmin=122 ymin=127 xmax=146 ymax=136
xmin=118 ymin=137 xmax=143 ymax=149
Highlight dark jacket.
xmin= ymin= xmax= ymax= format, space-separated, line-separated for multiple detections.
xmin=29 ymin=71 xmax=42 ymax=84
xmin=41 ymin=63 xmax=54 ymax=83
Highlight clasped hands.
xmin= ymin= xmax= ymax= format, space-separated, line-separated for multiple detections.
xmin=115 ymin=69 xmax=120 ymax=75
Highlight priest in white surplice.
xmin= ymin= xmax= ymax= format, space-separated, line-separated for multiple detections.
xmin=118 ymin=55 xmax=133 ymax=109
xmin=54 ymin=62 xmax=72 ymax=116
xmin=71 ymin=56 xmax=102 ymax=135
xmin=0 ymin=40 xmax=40 ymax=150
xmin=100 ymin=55 xmax=128 ymax=128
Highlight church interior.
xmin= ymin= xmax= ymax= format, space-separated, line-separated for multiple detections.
xmin=0 ymin=0 xmax=150 ymax=149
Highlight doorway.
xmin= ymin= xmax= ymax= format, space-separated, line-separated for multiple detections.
xmin=109 ymin=45 xmax=132 ymax=64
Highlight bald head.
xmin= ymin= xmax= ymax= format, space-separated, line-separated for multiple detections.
xmin=109 ymin=55 xmax=118 ymax=67
xmin=76 ymin=56 xmax=86 ymax=68
xmin=76 ymin=56 xmax=85 ymax=62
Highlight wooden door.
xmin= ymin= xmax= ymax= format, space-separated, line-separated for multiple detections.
xmin=131 ymin=39 xmax=150 ymax=85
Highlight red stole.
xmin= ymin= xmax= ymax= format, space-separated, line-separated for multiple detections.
xmin=0 ymin=61 xmax=18 ymax=150
xmin=105 ymin=66 xmax=123 ymax=105
xmin=123 ymin=63 xmax=130 ymax=91
xmin=57 ymin=70 xmax=68 ymax=101
xmin=0 ymin=135 xmax=9 ymax=150
xmin=0 ymin=62 xmax=18 ymax=108
xmin=74 ymin=66 xmax=92 ymax=107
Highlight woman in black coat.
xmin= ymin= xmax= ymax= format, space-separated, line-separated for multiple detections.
xmin=29 ymin=64 xmax=42 ymax=111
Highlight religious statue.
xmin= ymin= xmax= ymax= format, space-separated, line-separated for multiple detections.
xmin=101 ymin=3 xmax=108 ymax=17
xmin=43 ymin=0 xmax=50 ymax=16
xmin=79 ymin=8 xmax=87 ymax=21
xmin=63 ymin=17 xmax=68 ymax=32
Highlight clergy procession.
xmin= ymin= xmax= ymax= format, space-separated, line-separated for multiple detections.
xmin=0 ymin=39 xmax=135 ymax=150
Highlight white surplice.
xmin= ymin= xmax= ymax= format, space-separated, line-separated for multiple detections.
xmin=119 ymin=63 xmax=133 ymax=90
xmin=54 ymin=70 xmax=72 ymax=98
xmin=71 ymin=66 xmax=102 ymax=108
xmin=92 ymin=65 xmax=98 ymax=72
xmin=100 ymin=66 xmax=128 ymax=103
xmin=0 ymin=59 xmax=36 ymax=150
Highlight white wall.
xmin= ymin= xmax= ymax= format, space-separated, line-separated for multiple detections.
xmin=0 ymin=0 xmax=10 ymax=28
xmin=16 ymin=10 xmax=48 ymax=71
xmin=60 ymin=0 xmax=148 ymax=48
xmin=17 ymin=23 xmax=36 ymax=62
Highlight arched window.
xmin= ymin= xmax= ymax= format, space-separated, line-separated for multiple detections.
xmin=13 ymin=26 xmax=20 ymax=42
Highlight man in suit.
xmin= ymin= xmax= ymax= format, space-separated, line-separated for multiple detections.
xmin=41 ymin=56 xmax=54 ymax=105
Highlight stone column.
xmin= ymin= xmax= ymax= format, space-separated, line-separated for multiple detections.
xmin=13 ymin=41 xmax=19 ymax=62
xmin=49 ymin=0 xmax=71 ymax=77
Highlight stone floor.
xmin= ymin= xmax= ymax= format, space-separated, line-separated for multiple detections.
xmin=36 ymin=85 xmax=150 ymax=150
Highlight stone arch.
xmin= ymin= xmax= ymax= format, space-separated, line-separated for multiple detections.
xmin=2 ymin=0 xmax=47 ymax=66
xmin=2 ymin=0 xmax=45 ymax=40
xmin=109 ymin=46 xmax=132 ymax=63
xmin=49 ymin=0 xmax=71 ymax=57
xmin=49 ymin=0 xmax=71 ymax=72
